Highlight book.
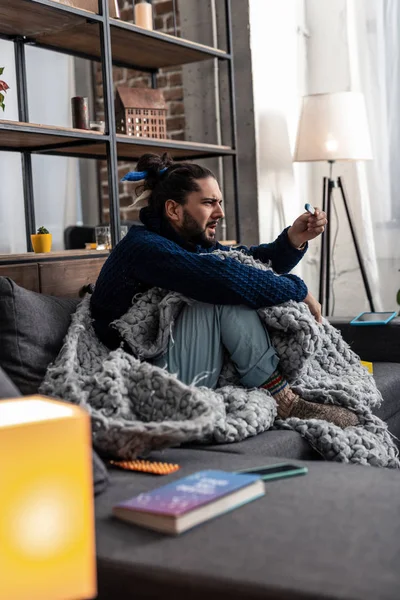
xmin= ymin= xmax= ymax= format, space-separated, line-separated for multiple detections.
xmin=112 ymin=469 xmax=265 ymax=535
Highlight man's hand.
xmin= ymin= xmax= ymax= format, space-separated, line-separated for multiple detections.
xmin=288 ymin=207 xmax=327 ymax=249
xmin=304 ymin=292 xmax=322 ymax=324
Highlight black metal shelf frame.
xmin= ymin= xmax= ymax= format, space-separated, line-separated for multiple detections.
xmin=225 ymin=0 xmax=240 ymax=244
xmin=14 ymin=37 xmax=35 ymax=250
xmin=0 ymin=0 xmax=241 ymax=248
xmin=99 ymin=0 xmax=120 ymax=246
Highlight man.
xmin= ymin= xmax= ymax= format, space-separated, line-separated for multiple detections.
xmin=91 ymin=153 xmax=358 ymax=428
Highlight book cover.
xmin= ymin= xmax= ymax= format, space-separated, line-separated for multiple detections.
xmin=114 ymin=469 xmax=262 ymax=516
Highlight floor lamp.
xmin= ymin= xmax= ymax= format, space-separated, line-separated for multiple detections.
xmin=293 ymin=91 xmax=375 ymax=316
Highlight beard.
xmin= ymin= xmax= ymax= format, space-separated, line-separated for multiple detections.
xmin=178 ymin=209 xmax=216 ymax=248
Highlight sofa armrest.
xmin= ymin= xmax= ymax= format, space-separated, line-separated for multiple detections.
xmin=329 ymin=316 xmax=400 ymax=362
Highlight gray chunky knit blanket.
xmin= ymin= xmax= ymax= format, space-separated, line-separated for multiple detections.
xmin=41 ymin=250 xmax=399 ymax=468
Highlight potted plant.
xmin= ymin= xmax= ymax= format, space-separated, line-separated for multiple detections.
xmin=0 ymin=66 xmax=10 ymax=112
xmin=31 ymin=226 xmax=52 ymax=253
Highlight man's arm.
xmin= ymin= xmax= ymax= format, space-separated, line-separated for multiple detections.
xmin=131 ymin=229 xmax=308 ymax=309
xmin=228 ymin=208 xmax=327 ymax=274
xmin=220 ymin=227 xmax=307 ymax=274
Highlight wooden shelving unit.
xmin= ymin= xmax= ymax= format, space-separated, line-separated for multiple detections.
xmin=0 ymin=0 xmax=240 ymax=251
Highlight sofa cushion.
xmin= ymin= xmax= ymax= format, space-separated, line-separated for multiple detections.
xmin=372 ymin=362 xmax=400 ymax=418
xmin=185 ymin=429 xmax=320 ymax=461
xmin=371 ymin=362 xmax=400 ymax=444
xmin=95 ymin=449 xmax=400 ymax=600
xmin=0 ymin=277 xmax=79 ymax=395
xmin=330 ymin=316 xmax=400 ymax=363
xmin=92 ymin=450 xmax=110 ymax=496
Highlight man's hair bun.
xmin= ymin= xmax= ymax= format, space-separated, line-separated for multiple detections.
xmin=136 ymin=152 xmax=173 ymax=189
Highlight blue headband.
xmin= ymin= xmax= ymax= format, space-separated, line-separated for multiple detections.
xmin=121 ymin=167 xmax=167 ymax=182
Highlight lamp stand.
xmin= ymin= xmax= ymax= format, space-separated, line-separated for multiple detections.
xmin=318 ymin=162 xmax=376 ymax=316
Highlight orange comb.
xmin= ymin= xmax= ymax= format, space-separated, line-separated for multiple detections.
xmin=109 ymin=458 xmax=181 ymax=475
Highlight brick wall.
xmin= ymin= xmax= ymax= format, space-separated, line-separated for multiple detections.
xmin=95 ymin=0 xmax=184 ymax=222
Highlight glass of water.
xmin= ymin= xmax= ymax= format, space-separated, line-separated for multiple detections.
xmin=95 ymin=226 xmax=111 ymax=250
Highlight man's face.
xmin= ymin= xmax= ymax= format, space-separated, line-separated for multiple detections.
xmin=166 ymin=177 xmax=225 ymax=247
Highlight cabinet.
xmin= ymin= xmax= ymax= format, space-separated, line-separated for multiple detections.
xmin=0 ymin=0 xmax=240 ymax=255
xmin=0 ymin=250 xmax=109 ymax=296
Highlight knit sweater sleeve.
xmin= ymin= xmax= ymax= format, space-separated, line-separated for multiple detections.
xmin=225 ymin=227 xmax=307 ymax=274
xmin=129 ymin=229 xmax=308 ymax=308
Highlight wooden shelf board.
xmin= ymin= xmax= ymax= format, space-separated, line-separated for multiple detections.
xmin=0 ymin=249 xmax=109 ymax=265
xmin=0 ymin=1 xmax=227 ymax=70
xmin=109 ymin=20 xmax=228 ymax=69
xmin=58 ymin=136 xmax=234 ymax=160
xmin=0 ymin=0 xmax=90 ymax=39
xmin=0 ymin=120 xmax=234 ymax=160
xmin=0 ymin=120 xmax=105 ymax=150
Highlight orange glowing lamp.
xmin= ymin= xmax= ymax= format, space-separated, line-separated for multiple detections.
xmin=0 ymin=395 xmax=96 ymax=600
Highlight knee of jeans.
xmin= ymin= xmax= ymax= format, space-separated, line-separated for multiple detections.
xmin=219 ymin=303 xmax=265 ymax=330
xmin=219 ymin=303 xmax=257 ymax=317
xmin=180 ymin=302 xmax=220 ymax=326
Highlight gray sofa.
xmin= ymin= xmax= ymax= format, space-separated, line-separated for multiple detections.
xmin=1 ymin=275 xmax=400 ymax=599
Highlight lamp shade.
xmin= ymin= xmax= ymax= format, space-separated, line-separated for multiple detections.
xmin=293 ymin=91 xmax=373 ymax=162
xmin=0 ymin=395 xmax=96 ymax=600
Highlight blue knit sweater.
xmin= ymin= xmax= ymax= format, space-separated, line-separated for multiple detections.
xmin=90 ymin=208 xmax=308 ymax=348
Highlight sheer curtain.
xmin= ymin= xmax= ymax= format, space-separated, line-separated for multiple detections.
xmin=293 ymin=0 xmax=400 ymax=315
xmin=249 ymin=0 xmax=400 ymax=313
xmin=0 ymin=41 xmax=80 ymax=253
xmin=348 ymin=0 xmax=400 ymax=312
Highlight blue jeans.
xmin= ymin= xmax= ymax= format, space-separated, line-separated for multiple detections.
xmin=152 ymin=303 xmax=279 ymax=389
